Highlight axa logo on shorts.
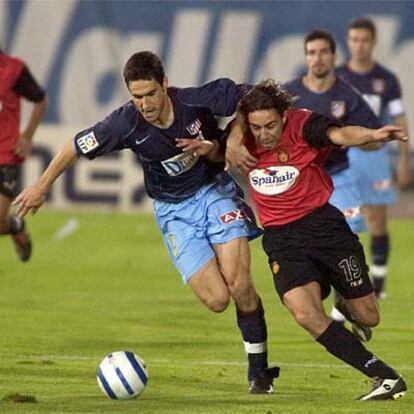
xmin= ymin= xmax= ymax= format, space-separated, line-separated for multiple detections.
xmin=161 ymin=151 xmax=199 ymax=176
xmin=249 ymin=166 xmax=299 ymax=195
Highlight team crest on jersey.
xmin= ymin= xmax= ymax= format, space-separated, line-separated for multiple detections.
xmin=186 ymin=119 xmax=202 ymax=135
xmin=277 ymin=149 xmax=289 ymax=163
xmin=271 ymin=261 xmax=280 ymax=275
xmin=372 ymin=78 xmax=385 ymax=94
xmin=331 ymin=101 xmax=346 ymax=119
xmin=76 ymin=131 xmax=99 ymax=154
xmin=220 ymin=209 xmax=246 ymax=224
xmin=249 ymin=166 xmax=299 ymax=195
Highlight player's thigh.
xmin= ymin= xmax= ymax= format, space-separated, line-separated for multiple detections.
xmin=187 ymin=257 xmax=231 ymax=313
xmin=345 ymin=292 xmax=380 ymax=327
xmin=213 ymin=236 xmax=251 ymax=288
xmin=362 ymin=205 xmax=388 ymax=235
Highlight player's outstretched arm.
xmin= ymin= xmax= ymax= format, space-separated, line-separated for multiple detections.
xmin=13 ymin=140 xmax=79 ymax=217
xmin=328 ymin=124 xmax=408 ymax=147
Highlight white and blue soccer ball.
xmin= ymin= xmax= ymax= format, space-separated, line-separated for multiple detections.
xmin=97 ymin=351 xmax=148 ymax=399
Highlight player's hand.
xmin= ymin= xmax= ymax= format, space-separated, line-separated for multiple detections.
xmin=175 ymin=138 xmax=214 ymax=156
xmin=12 ymin=184 xmax=47 ymax=218
xmin=14 ymin=134 xmax=33 ymax=159
xmin=373 ymin=125 xmax=408 ymax=143
xmin=225 ymin=142 xmax=257 ymax=176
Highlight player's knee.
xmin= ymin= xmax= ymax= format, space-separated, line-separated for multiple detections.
xmin=352 ymin=300 xmax=380 ymax=327
xmin=357 ymin=308 xmax=380 ymax=327
xmin=205 ymin=295 xmax=230 ymax=313
xmin=291 ymin=309 xmax=328 ymax=335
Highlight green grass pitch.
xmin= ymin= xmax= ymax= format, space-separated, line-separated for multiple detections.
xmin=0 ymin=211 xmax=413 ymax=413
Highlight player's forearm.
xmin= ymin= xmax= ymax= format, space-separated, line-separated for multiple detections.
xmin=226 ymin=121 xmax=245 ymax=149
xmin=36 ymin=140 xmax=79 ymax=192
xmin=329 ymin=125 xmax=380 ymax=147
xmin=22 ymin=98 xmax=47 ymax=140
xmin=205 ymin=140 xmax=224 ymax=163
xmin=394 ymin=115 xmax=410 ymax=161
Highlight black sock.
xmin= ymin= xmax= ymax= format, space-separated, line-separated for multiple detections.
xmin=371 ymin=234 xmax=389 ymax=267
xmin=236 ymin=298 xmax=268 ymax=380
xmin=317 ymin=322 xmax=398 ymax=379
xmin=8 ymin=215 xmax=24 ymax=235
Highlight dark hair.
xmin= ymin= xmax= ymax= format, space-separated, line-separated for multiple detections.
xmin=238 ymin=79 xmax=293 ymax=123
xmin=123 ymin=51 xmax=165 ymax=85
xmin=348 ymin=17 xmax=376 ymax=38
xmin=304 ymin=29 xmax=336 ymax=54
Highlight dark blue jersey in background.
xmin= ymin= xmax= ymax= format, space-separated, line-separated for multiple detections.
xmin=284 ymin=77 xmax=381 ymax=175
xmin=336 ymin=63 xmax=404 ymax=123
xmin=73 ymin=78 xmax=243 ymax=203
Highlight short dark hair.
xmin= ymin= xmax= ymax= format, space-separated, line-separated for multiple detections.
xmin=348 ymin=17 xmax=376 ymax=38
xmin=304 ymin=29 xmax=336 ymax=54
xmin=238 ymin=79 xmax=293 ymax=123
xmin=123 ymin=51 xmax=165 ymax=85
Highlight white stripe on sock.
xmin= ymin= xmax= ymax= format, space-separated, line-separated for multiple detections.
xmin=371 ymin=265 xmax=387 ymax=278
xmin=243 ymin=341 xmax=267 ymax=354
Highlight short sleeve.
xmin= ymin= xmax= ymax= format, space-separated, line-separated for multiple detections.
xmin=73 ymin=106 xmax=135 ymax=159
xmin=302 ymin=113 xmax=343 ymax=148
xmin=13 ymin=65 xmax=45 ymax=103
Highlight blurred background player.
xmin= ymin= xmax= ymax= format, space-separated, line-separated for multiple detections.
xmin=0 ymin=46 xmax=47 ymax=261
xmin=13 ymin=51 xmax=278 ymax=394
xmin=337 ymin=17 xmax=411 ymax=299
xmin=284 ymin=29 xmax=381 ymax=325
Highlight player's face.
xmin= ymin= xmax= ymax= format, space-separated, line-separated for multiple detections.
xmin=248 ymin=109 xmax=286 ymax=150
xmin=347 ymin=28 xmax=375 ymax=62
xmin=128 ymin=77 xmax=169 ymax=123
xmin=305 ymin=39 xmax=335 ymax=79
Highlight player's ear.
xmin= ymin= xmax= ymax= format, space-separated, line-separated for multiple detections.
xmin=163 ymin=76 xmax=169 ymax=90
xmin=282 ymin=111 xmax=288 ymax=125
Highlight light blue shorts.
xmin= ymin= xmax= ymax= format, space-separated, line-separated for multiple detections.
xmin=154 ymin=176 xmax=261 ymax=283
xmin=348 ymin=146 xmax=396 ymax=205
xmin=329 ymin=168 xmax=367 ymax=233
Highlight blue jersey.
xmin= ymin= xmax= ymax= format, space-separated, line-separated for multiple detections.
xmin=73 ymin=78 xmax=243 ymax=203
xmin=336 ymin=63 xmax=404 ymax=123
xmin=284 ymin=77 xmax=380 ymax=175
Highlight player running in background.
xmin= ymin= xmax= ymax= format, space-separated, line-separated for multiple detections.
xmin=284 ymin=29 xmax=381 ymax=327
xmin=224 ymin=79 xmax=407 ymax=401
xmin=337 ymin=17 xmax=411 ymax=299
xmin=13 ymin=51 xmax=278 ymax=394
xmin=0 ymin=46 xmax=47 ymax=261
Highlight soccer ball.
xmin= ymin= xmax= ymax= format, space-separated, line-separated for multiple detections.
xmin=97 ymin=351 xmax=148 ymax=399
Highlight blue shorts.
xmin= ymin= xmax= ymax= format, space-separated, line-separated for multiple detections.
xmin=329 ymin=168 xmax=367 ymax=234
xmin=154 ymin=176 xmax=261 ymax=283
xmin=348 ymin=146 xmax=396 ymax=205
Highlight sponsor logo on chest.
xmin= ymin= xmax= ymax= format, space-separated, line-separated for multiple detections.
xmin=161 ymin=151 xmax=199 ymax=176
xmin=249 ymin=165 xmax=299 ymax=195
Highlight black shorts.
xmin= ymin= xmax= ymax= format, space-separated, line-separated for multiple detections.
xmin=0 ymin=165 xmax=19 ymax=198
xmin=262 ymin=203 xmax=373 ymax=302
